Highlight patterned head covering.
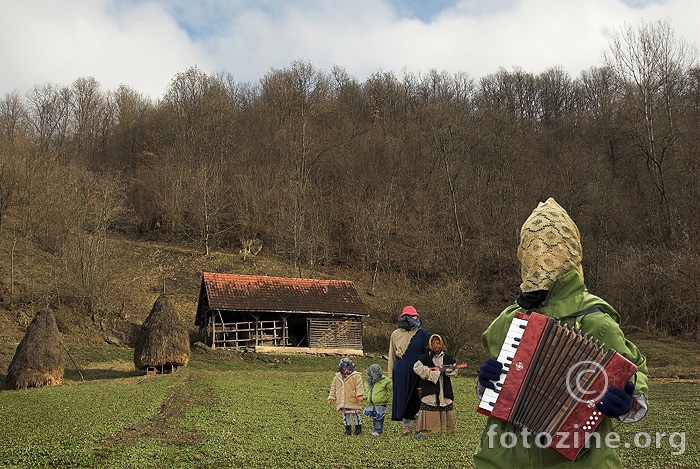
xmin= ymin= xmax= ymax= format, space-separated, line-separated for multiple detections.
xmin=338 ymin=357 xmax=355 ymax=376
xmin=518 ymin=198 xmax=584 ymax=292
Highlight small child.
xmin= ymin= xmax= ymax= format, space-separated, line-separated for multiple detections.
xmin=327 ymin=357 xmax=364 ymax=435
xmin=363 ymin=364 xmax=393 ymax=436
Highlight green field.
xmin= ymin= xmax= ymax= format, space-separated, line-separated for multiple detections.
xmin=0 ymin=347 xmax=697 ymax=469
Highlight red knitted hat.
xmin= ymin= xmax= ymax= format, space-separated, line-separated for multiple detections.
xmin=400 ymin=305 xmax=419 ymax=317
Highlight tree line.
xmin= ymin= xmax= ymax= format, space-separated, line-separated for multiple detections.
xmin=0 ymin=19 xmax=697 ymax=337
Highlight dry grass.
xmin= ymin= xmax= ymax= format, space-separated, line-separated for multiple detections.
xmin=0 ymin=222 xmax=696 ymax=382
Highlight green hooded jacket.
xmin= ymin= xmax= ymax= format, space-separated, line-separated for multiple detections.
xmin=363 ymin=375 xmax=393 ymax=406
xmin=473 ymin=270 xmax=649 ymax=469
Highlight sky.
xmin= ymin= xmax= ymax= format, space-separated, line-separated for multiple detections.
xmin=0 ymin=0 xmax=698 ymax=101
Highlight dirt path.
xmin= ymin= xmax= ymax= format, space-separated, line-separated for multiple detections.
xmin=98 ymin=370 xmax=205 ymax=448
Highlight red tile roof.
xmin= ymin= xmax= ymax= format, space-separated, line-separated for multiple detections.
xmin=200 ymin=272 xmax=368 ymax=315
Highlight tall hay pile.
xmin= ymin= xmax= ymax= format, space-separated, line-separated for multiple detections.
xmin=133 ymin=294 xmax=190 ymax=372
xmin=6 ymin=309 xmax=65 ymax=390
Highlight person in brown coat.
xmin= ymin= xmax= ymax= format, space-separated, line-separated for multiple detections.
xmin=328 ymin=357 xmax=365 ymax=435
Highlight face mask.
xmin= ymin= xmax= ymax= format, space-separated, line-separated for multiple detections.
xmin=406 ymin=315 xmax=422 ymax=330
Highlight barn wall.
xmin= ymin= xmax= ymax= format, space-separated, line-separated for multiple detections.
xmin=203 ymin=312 xmax=364 ymax=352
xmin=308 ymin=318 xmax=363 ymax=350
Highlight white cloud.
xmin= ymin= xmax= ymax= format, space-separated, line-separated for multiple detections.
xmin=205 ymin=0 xmax=699 ymax=84
xmin=0 ymin=0 xmax=697 ymax=100
xmin=0 ymin=0 xmax=211 ymax=99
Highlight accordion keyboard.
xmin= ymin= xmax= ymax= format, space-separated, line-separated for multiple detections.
xmin=478 ymin=315 xmax=528 ymax=413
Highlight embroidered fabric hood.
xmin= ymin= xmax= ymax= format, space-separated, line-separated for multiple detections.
xmin=518 ymin=198 xmax=584 ymax=293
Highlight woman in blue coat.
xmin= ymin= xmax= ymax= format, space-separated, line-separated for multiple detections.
xmin=388 ymin=305 xmax=431 ymax=435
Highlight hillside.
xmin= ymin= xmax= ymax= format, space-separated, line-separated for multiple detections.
xmin=0 ymin=226 xmax=428 ymax=359
xmin=0 ymin=231 xmax=380 ymax=344
xmin=0 ymin=226 xmax=697 ymax=381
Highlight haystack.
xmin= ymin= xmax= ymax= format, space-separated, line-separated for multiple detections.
xmin=134 ymin=294 xmax=190 ymax=373
xmin=6 ymin=309 xmax=65 ymax=390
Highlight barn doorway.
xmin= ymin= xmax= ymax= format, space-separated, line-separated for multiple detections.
xmin=286 ymin=316 xmax=308 ymax=347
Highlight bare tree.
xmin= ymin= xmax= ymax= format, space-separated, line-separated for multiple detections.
xmin=59 ymin=169 xmax=125 ymax=317
xmin=108 ymin=85 xmax=152 ymax=172
xmin=604 ymin=19 xmax=697 ymax=237
xmin=0 ymin=91 xmax=29 ymax=143
xmin=418 ymin=280 xmax=479 ymax=359
xmin=25 ymin=83 xmax=70 ymax=156
xmin=0 ymin=92 xmax=30 ymax=229
xmin=142 ymin=67 xmax=240 ymax=252
xmin=575 ymin=66 xmax=627 ymax=177
xmin=68 ymin=77 xmax=114 ymax=168
xmin=421 ymin=71 xmax=477 ymax=258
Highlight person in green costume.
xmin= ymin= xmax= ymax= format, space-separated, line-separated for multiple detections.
xmin=473 ymin=198 xmax=648 ymax=469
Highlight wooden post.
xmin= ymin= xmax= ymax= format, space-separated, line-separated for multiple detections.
xmin=282 ymin=314 xmax=288 ymax=347
xmin=210 ymin=316 xmax=215 ymax=349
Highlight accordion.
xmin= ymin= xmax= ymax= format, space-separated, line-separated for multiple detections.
xmin=477 ymin=311 xmax=637 ymax=461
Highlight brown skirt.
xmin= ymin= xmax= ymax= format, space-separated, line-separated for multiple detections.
xmin=415 ymin=404 xmax=454 ymax=433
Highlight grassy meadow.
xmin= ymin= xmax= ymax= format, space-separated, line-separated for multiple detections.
xmin=0 ymin=346 xmax=698 ymax=469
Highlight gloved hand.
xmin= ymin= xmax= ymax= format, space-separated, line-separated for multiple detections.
xmin=596 ymin=381 xmax=635 ymax=418
xmin=478 ymin=358 xmax=503 ymax=390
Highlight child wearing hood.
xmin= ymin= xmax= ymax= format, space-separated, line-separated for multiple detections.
xmin=363 ymin=364 xmax=393 ymax=436
xmin=413 ymin=334 xmax=459 ymax=438
xmin=327 ymin=357 xmax=364 ymax=435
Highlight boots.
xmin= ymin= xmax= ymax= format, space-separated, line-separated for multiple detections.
xmin=354 ymin=424 xmax=362 ymax=435
xmin=345 ymin=425 xmax=352 ymax=435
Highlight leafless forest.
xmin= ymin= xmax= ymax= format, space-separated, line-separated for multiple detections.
xmin=0 ymin=20 xmax=698 ymax=337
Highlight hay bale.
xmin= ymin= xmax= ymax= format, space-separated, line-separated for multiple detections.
xmin=6 ymin=309 xmax=65 ymax=390
xmin=133 ymin=294 xmax=190 ymax=372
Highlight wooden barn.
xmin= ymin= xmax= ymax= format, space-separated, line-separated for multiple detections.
xmin=195 ymin=272 xmax=369 ymax=355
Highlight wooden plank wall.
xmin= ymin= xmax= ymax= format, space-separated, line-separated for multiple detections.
xmin=308 ymin=318 xmax=363 ymax=349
